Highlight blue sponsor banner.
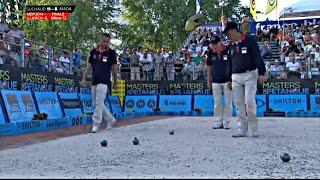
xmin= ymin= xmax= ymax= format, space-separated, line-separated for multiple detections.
xmin=250 ymin=18 xmax=320 ymax=34
xmin=194 ymin=95 xmax=214 ymax=113
xmin=1 ymin=90 xmax=37 ymax=123
xmin=159 ymin=95 xmax=192 ymax=112
xmin=108 ymin=96 xmax=122 ymax=114
xmin=310 ymin=95 xmax=320 ymax=112
xmin=34 ymin=92 xmax=63 ymax=119
xmin=79 ymin=94 xmax=95 ymax=114
xmin=0 ymin=103 xmax=6 ymax=124
xmin=256 ymin=95 xmax=267 ymax=116
xmin=58 ymin=93 xmax=82 ymax=117
xmin=0 ymin=123 xmax=19 ymax=136
xmin=105 ymin=97 xmax=111 ymax=111
xmin=269 ymin=95 xmax=307 ymax=112
xmin=124 ymin=95 xmax=157 ymax=113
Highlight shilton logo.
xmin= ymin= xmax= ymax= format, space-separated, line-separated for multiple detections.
xmin=82 ymin=99 xmax=94 ymax=111
xmin=136 ymin=100 xmax=145 ymax=108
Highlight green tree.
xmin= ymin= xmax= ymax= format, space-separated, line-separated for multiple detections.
xmin=119 ymin=0 xmax=196 ymax=52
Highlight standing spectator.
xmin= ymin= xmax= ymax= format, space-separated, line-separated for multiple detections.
xmin=0 ymin=17 xmax=9 ymax=39
xmin=59 ymin=51 xmax=71 ymax=74
xmin=260 ymin=41 xmax=272 ymax=59
xmin=130 ymin=48 xmax=141 ymax=81
xmin=118 ymin=48 xmax=130 ymax=80
xmin=73 ymin=48 xmax=82 ymax=67
xmin=166 ymin=51 xmax=175 ymax=81
xmin=182 ymin=58 xmax=193 ymax=81
xmin=8 ymin=24 xmax=24 ymax=39
xmin=153 ymin=48 xmax=165 ymax=81
xmin=140 ymin=50 xmax=153 ymax=81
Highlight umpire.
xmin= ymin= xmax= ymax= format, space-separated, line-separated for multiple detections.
xmin=223 ymin=22 xmax=267 ymax=138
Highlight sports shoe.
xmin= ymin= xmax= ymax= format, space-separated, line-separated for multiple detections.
xmin=223 ymin=120 xmax=230 ymax=129
xmin=91 ymin=125 xmax=99 ymax=133
xmin=212 ymin=122 xmax=223 ymax=129
xmin=252 ymin=129 xmax=259 ymax=138
xmin=106 ymin=118 xmax=116 ymax=130
xmin=232 ymin=128 xmax=247 ymax=138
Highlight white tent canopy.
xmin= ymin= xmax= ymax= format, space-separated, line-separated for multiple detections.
xmin=279 ymin=0 xmax=320 ymax=19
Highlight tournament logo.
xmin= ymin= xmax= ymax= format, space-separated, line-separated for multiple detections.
xmin=147 ymin=99 xmax=156 ymax=108
xmin=251 ymin=0 xmax=256 ymax=10
xmin=82 ymin=98 xmax=95 ymax=111
xmin=269 ymin=0 xmax=275 ymax=6
xmin=126 ymin=100 xmax=135 ymax=108
xmin=136 ymin=100 xmax=145 ymax=108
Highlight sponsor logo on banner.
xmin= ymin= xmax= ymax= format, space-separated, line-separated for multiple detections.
xmin=269 ymin=95 xmax=307 ymax=111
xmin=310 ymin=95 xmax=320 ymax=111
xmin=126 ymin=100 xmax=134 ymax=108
xmin=6 ymin=94 xmax=21 ymax=113
xmin=136 ymin=100 xmax=145 ymax=108
xmin=256 ymin=98 xmax=266 ymax=109
xmin=262 ymin=81 xmax=309 ymax=94
xmin=81 ymin=99 xmax=94 ymax=111
xmin=315 ymin=82 xmax=320 ymax=94
xmin=61 ymin=99 xmax=81 ymax=109
xmin=159 ymin=95 xmax=192 ymax=112
xmin=147 ymin=99 xmax=156 ymax=108
xmin=21 ymin=94 xmax=36 ymax=112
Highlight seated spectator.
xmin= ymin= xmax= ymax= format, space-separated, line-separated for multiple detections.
xmin=277 ymin=71 xmax=288 ymax=79
xmin=315 ymin=47 xmax=320 ymax=62
xmin=194 ymin=51 xmax=203 ymax=66
xmin=286 ymin=53 xmax=301 ymax=78
xmin=58 ymin=51 xmax=70 ymax=74
xmin=260 ymin=41 xmax=272 ymax=59
xmin=194 ymin=59 xmax=206 ymax=80
xmin=269 ymin=59 xmax=284 ymax=79
xmin=181 ymin=58 xmax=194 ymax=81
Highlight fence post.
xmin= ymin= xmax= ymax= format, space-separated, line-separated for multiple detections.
xmin=20 ymin=38 xmax=25 ymax=67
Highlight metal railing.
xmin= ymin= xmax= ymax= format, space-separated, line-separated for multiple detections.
xmin=0 ymin=32 xmax=86 ymax=76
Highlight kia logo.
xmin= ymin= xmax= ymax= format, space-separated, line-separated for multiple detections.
xmin=136 ymin=100 xmax=145 ymax=108
xmin=126 ymin=100 xmax=135 ymax=108
xmin=147 ymin=100 xmax=156 ymax=108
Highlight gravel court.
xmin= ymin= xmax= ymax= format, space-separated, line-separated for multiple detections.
xmin=0 ymin=117 xmax=319 ymax=179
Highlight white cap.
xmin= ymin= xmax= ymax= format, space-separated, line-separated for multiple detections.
xmin=275 ymin=59 xmax=279 ymax=63
xmin=169 ymin=51 xmax=172 ymax=54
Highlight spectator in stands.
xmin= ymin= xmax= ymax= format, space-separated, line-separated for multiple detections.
xmin=262 ymin=26 xmax=269 ymax=41
xmin=269 ymin=26 xmax=279 ymax=42
xmin=58 ymin=51 xmax=70 ymax=74
xmin=315 ymin=46 xmax=320 ymax=62
xmin=0 ymin=17 xmax=9 ymax=39
xmin=182 ymin=57 xmax=194 ymax=81
xmin=293 ymin=27 xmax=303 ymax=44
xmin=8 ymin=24 xmax=24 ymax=39
xmin=190 ymin=36 xmax=198 ymax=45
xmin=260 ymin=40 xmax=272 ymax=59
xmin=194 ymin=50 xmax=203 ymax=66
xmin=256 ymin=27 xmax=263 ymax=41
xmin=140 ymin=50 xmax=153 ymax=81
xmin=269 ymin=59 xmax=284 ymax=79
xmin=311 ymin=29 xmax=319 ymax=44
xmin=286 ymin=53 xmax=301 ymax=72
xmin=166 ymin=51 xmax=175 ymax=81
xmin=240 ymin=16 xmax=250 ymax=34
xmin=287 ymin=40 xmax=302 ymax=55
xmin=130 ymin=48 xmax=140 ymax=81
xmin=195 ymin=59 xmax=206 ymax=80
xmin=153 ymin=48 xmax=165 ymax=81
xmin=73 ymin=48 xmax=82 ymax=67
xmin=118 ymin=48 xmax=130 ymax=80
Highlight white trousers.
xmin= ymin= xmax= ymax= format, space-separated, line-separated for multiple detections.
xmin=91 ymin=84 xmax=115 ymax=126
xmin=212 ymin=82 xmax=232 ymax=124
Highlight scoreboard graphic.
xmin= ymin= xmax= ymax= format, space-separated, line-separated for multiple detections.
xmin=25 ymin=5 xmax=76 ymax=21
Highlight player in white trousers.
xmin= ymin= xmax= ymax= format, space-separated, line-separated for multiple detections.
xmin=206 ymin=36 xmax=232 ymax=129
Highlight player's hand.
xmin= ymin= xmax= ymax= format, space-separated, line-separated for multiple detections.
xmin=258 ymin=75 xmax=267 ymax=83
xmin=80 ymin=79 xmax=86 ymax=87
xmin=227 ymin=81 xmax=232 ymax=91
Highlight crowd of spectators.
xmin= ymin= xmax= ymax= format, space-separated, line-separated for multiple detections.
xmin=0 ymin=17 xmax=85 ymax=79
xmin=1 ymin=14 xmax=319 ymax=82
xmin=256 ymin=23 xmax=320 ymax=79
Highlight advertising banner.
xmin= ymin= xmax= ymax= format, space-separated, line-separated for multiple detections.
xmin=124 ymin=95 xmax=157 ymax=113
xmin=34 ymin=92 xmax=63 ymax=119
xmin=269 ymin=94 xmax=307 ymax=112
xmin=1 ymin=90 xmax=37 ymax=123
xmin=159 ymin=95 xmax=192 ymax=112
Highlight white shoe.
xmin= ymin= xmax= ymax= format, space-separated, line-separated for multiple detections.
xmin=91 ymin=125 xmax=98 ymax=133
xmin=252 ymin=129 xmax=259 ymax=138
xmin=212 ymin=122 xmax=223 ymax=129
xmin=232 ymin=128 xmax=247 ymax=138
xmin=106 ymin=118 xmax=116 ymax=130
xmin=223 ymin=121 xmax=230 ymax=129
